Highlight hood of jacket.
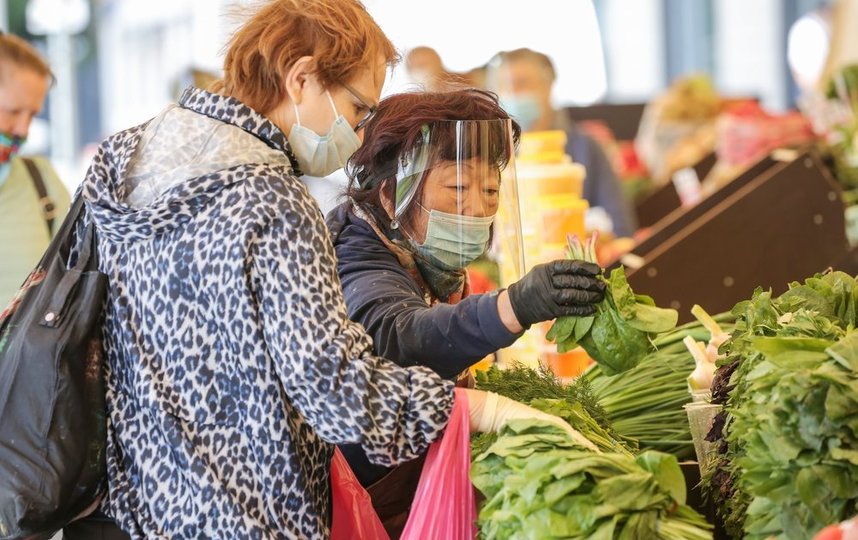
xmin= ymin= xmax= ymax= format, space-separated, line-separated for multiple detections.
xmin=80 ymin=87 xmax=301 ymax=243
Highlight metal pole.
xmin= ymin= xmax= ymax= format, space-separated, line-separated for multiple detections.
xmin=0 ymin=0 xmax=8 ymax=32
xmin=45 ymin=30 xmax=78 ymax=173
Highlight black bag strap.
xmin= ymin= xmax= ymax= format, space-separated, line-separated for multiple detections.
xmin=33 ymin=194 xmax=86 ymax=273
xmin=40 ymin=221 xmax=100 ymax=328
xmin=21 ymin=157 xmax=57 ymax=235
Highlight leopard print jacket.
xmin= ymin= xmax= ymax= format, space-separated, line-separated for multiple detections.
xmin=76 ymin=87 xmax=455 ymax=539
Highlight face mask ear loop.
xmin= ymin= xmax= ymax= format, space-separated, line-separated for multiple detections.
xmin=325 ymin=90 xmax=339 ymax=118
xmin=394 ymin=195 xmax=432 ymax=231
xmin=292 ymin=101 xmax=302 ymax=128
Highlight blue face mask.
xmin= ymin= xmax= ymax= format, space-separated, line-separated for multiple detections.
xmin=412 ymin=207 xmax=494 ymax=271
xmin=500 ymin=94 xmax=542 ymax=131
xmin=287 ymin=90 xmax=361 ymax=177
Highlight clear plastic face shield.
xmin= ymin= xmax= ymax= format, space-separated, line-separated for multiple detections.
xmin=391 ymin=119 xmax=524 ymax=278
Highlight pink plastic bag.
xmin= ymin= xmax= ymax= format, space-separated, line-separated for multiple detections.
xmin=400 ymin=388 xmax=477 ymax=540
xmin=330 ymin=446 xmax=390 ymax=540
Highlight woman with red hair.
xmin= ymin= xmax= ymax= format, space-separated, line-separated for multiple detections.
xmin=57 ymin=2 xmax=569 ymax=539
xmin=327 ymin=88 xmax=605 ymax=534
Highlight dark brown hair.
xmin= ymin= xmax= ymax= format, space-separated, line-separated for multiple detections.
xmin=347 ymin=88 xmax=521 ymax=222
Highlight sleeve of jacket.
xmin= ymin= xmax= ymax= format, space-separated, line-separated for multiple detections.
xmin=337 ymin=250 xmax=521 ymax=379
xmin=248 ymin=181 xmax=454 ymax=467
xmin=572 ymin=130 xmax=639 ymax=238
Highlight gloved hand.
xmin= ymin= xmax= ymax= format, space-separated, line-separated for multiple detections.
xmin=506 ymin=259 xmax=605 ymax=328
xmin=461 ymin=388 xmax=597 ymax=451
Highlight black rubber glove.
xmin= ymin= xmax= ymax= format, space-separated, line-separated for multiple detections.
xmin=506 ymin=259 xmax=606 ymax=328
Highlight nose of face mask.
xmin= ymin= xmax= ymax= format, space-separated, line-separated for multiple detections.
xmin=500 ymin=95 xmax=542 ymax=131
xmin=287 ymin=90 xmax=361 ymax=178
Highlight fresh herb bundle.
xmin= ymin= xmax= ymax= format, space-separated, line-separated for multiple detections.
xmin=474 ymin=363 xmax=608 ymax=426
xmin=546 ymin=235 xmax=679 ymax=375
xmin=471 ymin=364 xmax=633 ymax=456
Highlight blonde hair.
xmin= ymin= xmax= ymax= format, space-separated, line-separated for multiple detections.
xmin=217 ymin=0 xmax=397 ymax=115
xmin=0 ymin=33 xmax=53 ymax=84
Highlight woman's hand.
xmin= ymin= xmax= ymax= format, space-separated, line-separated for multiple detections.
xmin=499 ymin=259 xmax=605 ymax=331
xmin=462 ymin=388 xmax=597 ymax=451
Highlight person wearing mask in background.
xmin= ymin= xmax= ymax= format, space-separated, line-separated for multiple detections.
xmin=327 ymin=88 xmax=605 ymax=536
xmin=64 ymin=2 xmax=578 ymax=538
xmin=404 ymin=45 xmax=465 ymax=91
xmin=488 ymin=47 xmax=638 ymax=238
xmin=0 ymin=33 xmax=69 ymax=307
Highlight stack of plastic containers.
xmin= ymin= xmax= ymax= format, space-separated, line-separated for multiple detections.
xmin=495 ymin=130 xmax=594 ymax=379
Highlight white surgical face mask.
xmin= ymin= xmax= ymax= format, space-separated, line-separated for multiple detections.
xmin=287 ymin=90 xmax=361 ymax=177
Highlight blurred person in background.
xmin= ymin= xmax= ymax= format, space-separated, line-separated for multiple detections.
xmin=488 ymin=47 xmax=638 ymax=237
xmin=404 ymin=45 xmax=465 ymax=91
xmin=0 ymin=32 xmax=69 ymax=307
xmin=328 ymin=88 xmax=604 ymax=536
xmin=63 ymin=1 xmax=576 ymax=538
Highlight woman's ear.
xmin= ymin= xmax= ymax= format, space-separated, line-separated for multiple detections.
xmin=284 ymin=56 xmax=315 ymax=105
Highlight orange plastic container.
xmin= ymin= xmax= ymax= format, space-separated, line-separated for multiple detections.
xmin=534 ymin=321 xmax=593 ymax=380
xmin=543 ymin=347 xmax=593 ymax=380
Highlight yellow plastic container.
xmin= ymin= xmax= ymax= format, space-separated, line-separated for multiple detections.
xmin=516 ymin=151 xmax=568 ymax=165
xmin=496 ymin=328 xmax=541 ymax=369
xmin=519 ymin=130 xmax=568 ymax=157
xmin=517 ymin=162 xmax=586 ymax=199
xmin=538 ymin=195 xmax=589 ymax=248
xmin=469 ymin=355 xmax=494 ymax=376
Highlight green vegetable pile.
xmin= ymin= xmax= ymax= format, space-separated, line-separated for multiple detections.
xmin=581 ymin=315 xmax=734 ymax=459
xmin=546 ymin=235 xmax=679 ymax=375
xmin=825 ymin=66 xmax=858 ymax=182
xmin=471 ymin=420 xmax=713 ymax=540
xmin=472 ymin=364 xmax=634 ymax=456
xmin=706 ymin=271 xmax=858 ymax=539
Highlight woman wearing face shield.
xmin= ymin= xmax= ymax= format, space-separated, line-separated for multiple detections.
xmin=326 ymin=88 xmax=605 ymax=535
xmin=60 ymin=2 xmax=582 ymax=539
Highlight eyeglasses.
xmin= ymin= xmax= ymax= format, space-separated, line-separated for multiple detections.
xmin=341 ymin=82 xmax=377 ymax=132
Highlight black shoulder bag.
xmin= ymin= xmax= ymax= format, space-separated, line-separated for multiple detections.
xmin=0 ymin=195 xmax=108 ymax=540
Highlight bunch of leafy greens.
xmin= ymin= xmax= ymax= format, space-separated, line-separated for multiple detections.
xmin=581 ymin=314 xmax=733 ymax=459
xmin=546 ymin=235 xmax=678 ymax=375
xmin=471 ymin=420 xmax=713 ymax=540
xmin=472 ymin=364 xmax=635 ymax=456
xmin=705 ymin=271 xmax=858 ymax=540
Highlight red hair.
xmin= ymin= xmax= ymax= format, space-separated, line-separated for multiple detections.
xmin=0 ymin=33 xmax=53 ymax=84
xmin=216 ymin=0 xmax=397 ymax=115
